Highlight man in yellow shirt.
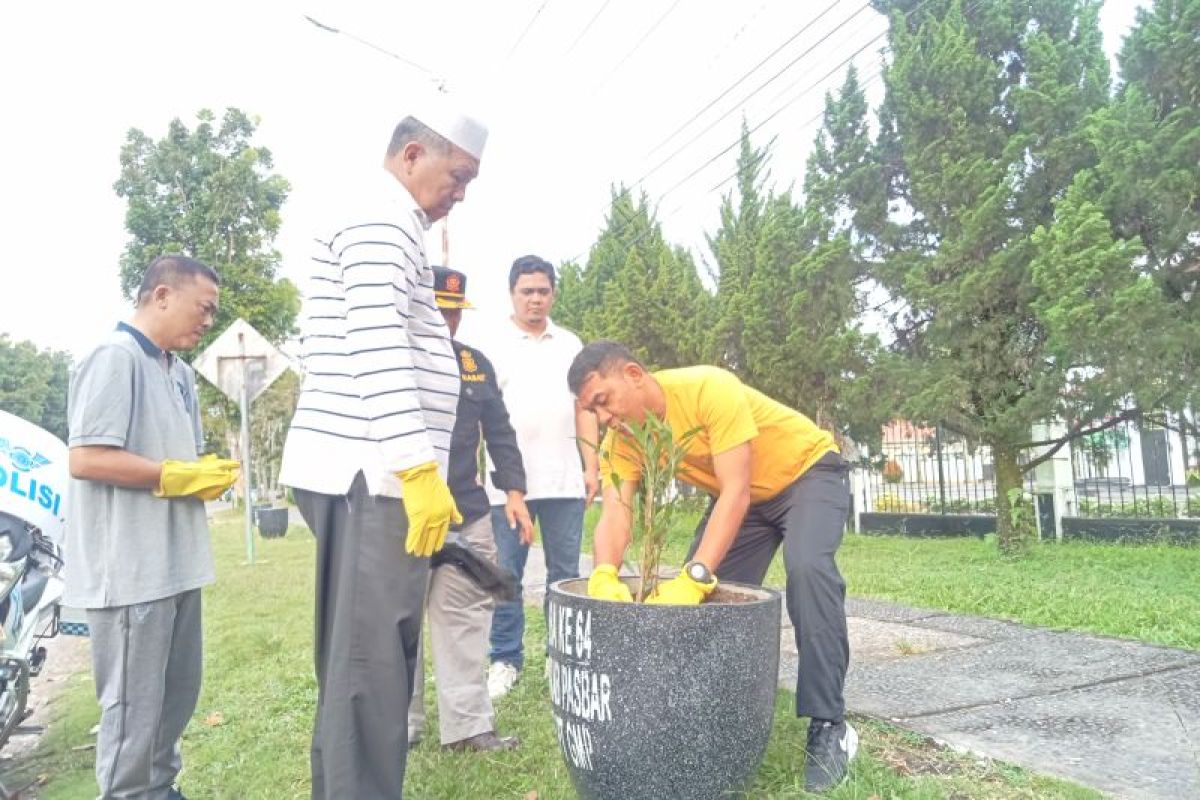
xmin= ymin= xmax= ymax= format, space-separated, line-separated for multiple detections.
xmin=568 ymin=340 xmax=858 ymax=793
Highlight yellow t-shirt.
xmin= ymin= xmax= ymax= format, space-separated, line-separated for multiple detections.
xmin=601 ymin=366 xmax=837 ymax=503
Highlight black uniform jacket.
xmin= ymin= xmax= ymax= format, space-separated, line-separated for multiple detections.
xmin=447 ymin=341 xmax=525 ymax=525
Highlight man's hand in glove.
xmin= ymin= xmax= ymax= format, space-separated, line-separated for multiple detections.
xmin=646 ymin=571 xmax=717 ymax=606
xmin=587 ymin=564 xmax=633 ymax=602
xmin=398 ymin=461 xmax=462 ymax=556
xmin=155 ymin=454 xmax=241 ymax=501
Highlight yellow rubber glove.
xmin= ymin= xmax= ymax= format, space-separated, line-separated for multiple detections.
xmin=398 ymin=461 xmax=462 ymax=557
xmin=646 ymin=571 xmax=717 ymax=606
xmin=155 ymin=455 xmax=241 ymax=501
xmin=587 ymin=564 xmax=633 ymax=602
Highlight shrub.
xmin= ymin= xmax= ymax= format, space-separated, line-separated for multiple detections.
xmin=873 ymin=493 xmax=926 ymax=513
xmin=1076 ymin=496 xmax=1181 ymax=518
xmin=1187 ymin=496 xmax=1200 ymax=519
xmin=926 ymin=497 xmax=997 ymax=514
xmin=881 ymin=459 xmax=904 ymax=484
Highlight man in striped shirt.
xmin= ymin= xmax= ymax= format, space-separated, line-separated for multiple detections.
xmin=279 ymin=104 xmax=486 ymax=799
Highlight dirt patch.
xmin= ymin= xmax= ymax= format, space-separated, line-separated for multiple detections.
xmin=706 ymin=585 xmax=762 ymax=604
xmin=861 ymin=719 xmax=1031 ymax=791
xmin=0 ymin=634 xmax=91 ymax=795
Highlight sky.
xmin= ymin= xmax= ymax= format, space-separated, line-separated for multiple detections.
xmin=0 ymin=0 xmax=1147 ymax=360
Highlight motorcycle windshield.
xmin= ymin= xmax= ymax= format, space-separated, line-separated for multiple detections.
xmin=0 ymin=410 xmax=68 ymax=545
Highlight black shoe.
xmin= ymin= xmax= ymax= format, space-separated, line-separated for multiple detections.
xmin=443 ymin=730 xmax=520 ymax=752
xmin=166 ymin=788 xmax=189 ymax=800
xmin=804 ymin=718 xmax=858 ymax=792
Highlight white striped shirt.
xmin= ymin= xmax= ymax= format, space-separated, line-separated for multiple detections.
xmin=279 ymin=172 xmax=460 ymax=499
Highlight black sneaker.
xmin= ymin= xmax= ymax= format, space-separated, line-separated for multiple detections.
xmin=166 ymin=788 xmax=188 ymax=800
xmin=804 ymin=718 xmax=858 ymax=792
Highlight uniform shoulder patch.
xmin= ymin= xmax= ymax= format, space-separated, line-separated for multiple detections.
xmin=459 ymin=348 xmax=486 ymax=381
xmin=460 ymin=349 xmax=479 ymax=373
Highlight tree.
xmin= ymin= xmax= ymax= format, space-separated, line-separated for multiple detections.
xmin=114 ymin=108 xmax=301 ymax=461
xmin=114 ymin=108 xmax=299 ymax=348
xmin=557 ymin=189 xmax=710 ymax=369
xmin=0 ymin=335 xmax=72 ymax=441
xmin=705 ymin=123 xmax=770 ymax=376
xmin=1084 ymin=0 xmax=1200 ymax=399
xmin=707 ymin=109 xmax=891 ymax=448
xmin=859 ymin=0 xmax=1157 ymax=552
xmin=782 ymin=67 xmax=894 ymax=446
xmin=249 ymin=370 xmax=301 ymax=499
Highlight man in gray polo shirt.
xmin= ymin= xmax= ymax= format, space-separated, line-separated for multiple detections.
xmin=66 ymin=255 xmax=240 ymax=800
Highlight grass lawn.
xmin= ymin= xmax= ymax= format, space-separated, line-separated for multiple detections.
xmin=19 ymin=512 xmax=1104 ymax=799
xmin=585 ymin=505 xmax=1200 ymax=650
xmin=835 ymin=533 xmax=1200 ymax=650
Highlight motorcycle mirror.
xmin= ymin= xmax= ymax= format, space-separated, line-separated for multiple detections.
xmin=0 ymin=513 xmax=33 ymax=563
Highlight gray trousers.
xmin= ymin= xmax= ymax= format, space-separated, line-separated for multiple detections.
xmin=689 ymin=451 xmax=852 ymax=722
xmin=86 ymin=589 xmax=202 ymax=800
xmin=294 ymin=472 xmax=430 ymax=800
xmin=409 ymin=514 xmax=498 ymax=744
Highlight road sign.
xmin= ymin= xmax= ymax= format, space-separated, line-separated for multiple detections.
xmin=193 ymin=318 xmax=294 ymax=403
xmin=192 ymin=319 xmax=295 ymax=565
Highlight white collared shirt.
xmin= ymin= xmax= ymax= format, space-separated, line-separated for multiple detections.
xmin=483 ymin=317 xmax=585 ymax=503
xmin=279 ymin=171 xmax=459 ymax=498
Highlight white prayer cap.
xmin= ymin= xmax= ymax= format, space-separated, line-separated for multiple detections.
xmin=412 ymin=92 xmax=488 ymax=160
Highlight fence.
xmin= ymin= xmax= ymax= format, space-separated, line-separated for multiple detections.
xmin=1070 ymin=413 xmax=1200 ymax=519
xmin=856 ymin=413 xmax=1200 ymax=539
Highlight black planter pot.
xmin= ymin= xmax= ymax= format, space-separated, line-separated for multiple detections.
xmin=255 ymin=507 xmax=289 ymax=538
xmin=547 ymin=578 xmax=781 ymax=800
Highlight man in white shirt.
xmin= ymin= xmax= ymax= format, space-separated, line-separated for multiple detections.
xmin=484 ymin=254 xmax=599 ymax=698
xmin=279 ymin=102 xmax=486 ymax=799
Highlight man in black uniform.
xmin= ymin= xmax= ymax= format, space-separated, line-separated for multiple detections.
xmin=408 ymin=266 xmax=533 ymax=751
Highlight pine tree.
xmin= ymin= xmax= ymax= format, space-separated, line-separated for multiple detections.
xmin=862 ymin=0 xmax=1135 ymax=552
xmin=1088 ymin=0 xmax=1199 ymax=394
xmin=557 ymin=189 xmax=710 ymax=368
xmin=706 ymin=123 xmax=769 ymax=375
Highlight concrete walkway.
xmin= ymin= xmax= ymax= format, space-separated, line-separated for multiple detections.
xmin=520 ymin=546 xmax=1200 ymax=800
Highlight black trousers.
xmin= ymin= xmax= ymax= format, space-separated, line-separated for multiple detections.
xmin=689 ymin=451 xmax=851 ymax=721
xmin=294 ymin=473 xmax=430 ymax=799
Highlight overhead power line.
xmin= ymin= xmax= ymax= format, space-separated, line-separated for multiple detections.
xmin=636 ymin=1 xmax=875 ymax=191
xmin=506 ymin=1 xmax=554 ymax=60
xmin=563 ymin=0 xmax=615 ymax=57
xmin=593 ymin=0 xmax=685 ymax=91
xmin=646 ymin=0 xmax=854 ymax=158
xmin=303 ymin=15 xmax=446 ymax=90
xmin=567 ymin=0 xmax=952 ymax=268
xmin=657 ymin=25 xmax=887 ymax=201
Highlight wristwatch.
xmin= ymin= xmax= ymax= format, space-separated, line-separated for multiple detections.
xmin=684 ymin=560 xmax=716 ymax=586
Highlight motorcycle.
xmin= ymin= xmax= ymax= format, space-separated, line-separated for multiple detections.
xmin=0 ymin=410 xmax=67 ymax=759
xmin=0 ymin=513 xmax=64 ymax=750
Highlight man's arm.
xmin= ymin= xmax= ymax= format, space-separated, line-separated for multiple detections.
xmin=69 ymin=446 xmax=162 ymax=490
xmin=575 ymin=405 xmax=601 ymax=505
xmin=479 ymin=353 xmax=526 ymax=495
xmin=478 ymin=356 xmax=533 ymax=543
xmin=593 ymin=478 xmax=637 ymax=567
xmin=67 ymin=345 xmax=160 ymax=490
xmin=690 ymin=442 xmax=752 ymax=572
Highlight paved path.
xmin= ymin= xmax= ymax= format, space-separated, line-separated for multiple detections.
xmin=0 ymin=633 xmax=91 ymax=797
xmin=521 ymin=546 xmax=1200 ymax=800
